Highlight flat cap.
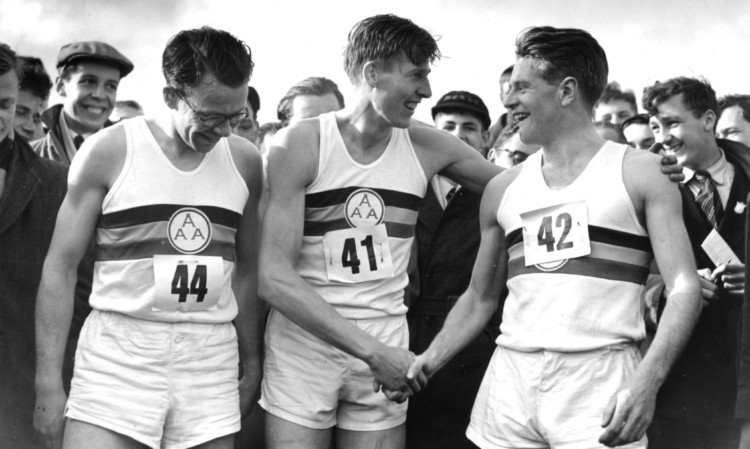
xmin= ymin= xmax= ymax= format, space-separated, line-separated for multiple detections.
xmin=57 ymin=41 xmax=133 ymax=77
xmin=431 ymin=90 xmax=491 ymax=130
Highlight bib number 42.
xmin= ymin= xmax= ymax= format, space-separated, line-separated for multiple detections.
xmin=537 ymin=213 xmax=573 ymax=252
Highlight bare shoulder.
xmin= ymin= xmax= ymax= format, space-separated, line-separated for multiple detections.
xmin=622 ymin=147 xmax=676 ymax=197
xmin=267 ymin=118 xmax=320 ymax=189
xmin=486 ymin=164 xmax=523 ymax=203
xmin=226 ymin=134 xmax=263 ymax=183
xmin=69 ymin=122 xmax=127 ymax=189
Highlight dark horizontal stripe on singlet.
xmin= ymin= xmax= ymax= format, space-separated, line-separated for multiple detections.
xmin=506 ymin=225 xmax=652 ymax=252
xmin=96 ymin=239 xmax=236 ymax=262
xmin=303 ymin=219 xmax=414 ymax=238
xmin=305 ymin=187 xmax=423 ymax=211
xmin=99 ymin=204 xmax=241 ymax=230
xmin=507 ymin=256 xmax=650 ymax=285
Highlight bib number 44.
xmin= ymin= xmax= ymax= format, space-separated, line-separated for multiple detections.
xmin=171 ymin=264 xmax=208 ymax=302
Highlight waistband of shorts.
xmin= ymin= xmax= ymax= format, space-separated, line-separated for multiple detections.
xmin=89 ymin=309 xmax=233 ymax=334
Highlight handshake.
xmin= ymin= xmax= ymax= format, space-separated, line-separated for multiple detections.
xmin=369 ymin=346 xmax=438 ymax=403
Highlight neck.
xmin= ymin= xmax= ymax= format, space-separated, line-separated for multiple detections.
xmin=62 ymin=111 xmax=98 ymax=136
xmin=338 ymin=100 xmax=394 ymax=152
xmin=540 ymin=115 xmax=605 ymax=166
xmin=690 ymin=138 xmax=722 ymax=172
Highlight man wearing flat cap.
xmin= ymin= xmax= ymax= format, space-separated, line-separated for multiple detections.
xmin=405 ymin=90 xmax=505 ymax=449
xmin=32 ymin=41 xmax=132 ymax=165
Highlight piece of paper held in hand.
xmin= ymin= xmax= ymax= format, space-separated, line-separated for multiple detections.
xmin=701 ymin=228 xmax=740 ymax=266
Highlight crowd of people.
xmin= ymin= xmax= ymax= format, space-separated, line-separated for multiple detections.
xmin=1 ymin=12 xmax=749 ymax=449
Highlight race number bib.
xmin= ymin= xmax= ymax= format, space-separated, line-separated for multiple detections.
xmin=322 ymin=224 xmax=395 ymax=283
xmin=152 ymin=255 xmax=224 ymax=312
xmin=520 ymin=200 xmax=591 ymax=267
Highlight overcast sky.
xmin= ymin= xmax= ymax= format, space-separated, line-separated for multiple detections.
xmin=1 ymin=0 xmax=748 ymax=125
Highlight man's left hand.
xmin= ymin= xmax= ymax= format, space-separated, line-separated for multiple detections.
xmin=598 ymin=377 xmax=656 ymax=447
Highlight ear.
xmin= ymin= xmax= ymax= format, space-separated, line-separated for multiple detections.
xmin=362 ymin=61 xmax=379 ymax=88
xmin=559 ymin=77 xmax=577 ymax=107
xmin=480 ymin=129 xmax=490 ymax=149
xmin=163 ymin=87 xmax=178 ymax=110
xmin=55 ymin=77 xmax=66 ymax=97
xmin=702 ymin=109 xmax=717 ymax=133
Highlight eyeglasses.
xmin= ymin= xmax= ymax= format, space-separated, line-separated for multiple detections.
xmin=176 ymin=90 xmax=248 ymax=128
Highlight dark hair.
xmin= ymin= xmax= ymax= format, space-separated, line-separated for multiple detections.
xmin=116 ymin=100 xmax=142 ymax=110
xmin=0 ymin=43 xmax=21 ymax=80
xmin=18 ymin=56 xmax=52 ymax=100
xmin=642 ymin=77 xmax=717 ymax=119
xmin=597 ymin=81 xmax=637 ymax=113
xmin=515 ymin=26 xmax=608 ymax=111
xmin=621 ymin=113 xmax=650 ymax=132
xmin=343 ymin=14 xmax=440 ymax=82
xmin=276 ymin=77 xmax=345 ymax=125
xmin=718 ymin=94 xmax=750 ymax=123
xmin=259 ymin=121 xmax=282 ymax=144
xmin=500 ymin=64 xmax=514 ymax=79
xmin=247 ymin=86 xmax=260 ymax=114
xmin=162 ymin=26 xmax=253 ymax=90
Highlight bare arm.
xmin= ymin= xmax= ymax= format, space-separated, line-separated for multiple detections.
xmin=34 ymin=130 xmax=124 ymax=448
xmin=258 ymin=125 xmax=418 ymax=393
xmin=228 ymin=137 xmax=264 ymax=417
xmin=599 ymin=150 xmax=702 ymax=446
xmin=410 ymin=124 xmax=502 ymax=194
xmin=407 ymin=171 xmax=511 ymax=379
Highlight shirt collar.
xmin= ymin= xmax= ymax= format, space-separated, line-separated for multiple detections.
xmin=682 ymin=148 xmax=729 ymax=185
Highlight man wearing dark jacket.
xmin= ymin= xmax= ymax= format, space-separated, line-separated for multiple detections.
xmin=32 ymin=41 xmax=132 ymax=165
xmin=644 ymin=76 xmax=750 ymax=448
xmin=0 ymin=42 xmax=91 ymax=449
xmin=406 ymin=91 xmax=504 ymax=449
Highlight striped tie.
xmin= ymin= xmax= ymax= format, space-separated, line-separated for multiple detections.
xmin=693 ymin=171 xmax=723 ymax=228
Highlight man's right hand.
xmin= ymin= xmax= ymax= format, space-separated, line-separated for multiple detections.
xmin=369 ymin=345 xmax=425 ymax=396
xmin=33 ymin=385 xmax=67 ymax=449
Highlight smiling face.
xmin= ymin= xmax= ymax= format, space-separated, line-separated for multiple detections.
xmin=717 ymin=105 xmax=750 ymax=148
xmin=503 ymin=57 xmax=561 ymax=146
xmin=57 ymin=61 xmax=121 ymax=135
xmin=170 ymin=74 xmax=248 ymax=154
xmin=434 ymin=111 xmax=487 ymax=152
xmin=622 ymin=123 xmax=655 ymax=150
xmin=13 ymin=89 xmax=46 ymax=140
xmin=594 ymin=99 xmax=636 ymax=125
xmin=648 ymin=93 xmax=718 ymax=170
xmin=370 ymin=53 xmax=432 ymax=128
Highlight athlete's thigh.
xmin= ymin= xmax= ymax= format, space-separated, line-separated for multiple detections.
xmin=191 ymin=434 xmax=234 ymax=449
xmin=335 ymin=423 xmax=405 ymax=449
xmin=63 ymin=418 xmax=146 ymax=449
xmin=265 ymin=412 xmax=332 ymax=449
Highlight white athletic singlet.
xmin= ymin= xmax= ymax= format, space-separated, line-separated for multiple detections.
xmin=496 ymin=141 xmax=651 ymax=351
xmin=296 ymin=112 xmax=428 ymax=319
xmin=89 ymin=117 xmax=249 ymax=323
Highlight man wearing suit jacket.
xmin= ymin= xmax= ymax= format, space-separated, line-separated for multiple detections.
xmin=406 ymin=91 xmax=504 ymax=449
xmin=0 ymin=42 xmax=91 ymax=449
xmin=643 ymin=76 xmax=750 ymax=448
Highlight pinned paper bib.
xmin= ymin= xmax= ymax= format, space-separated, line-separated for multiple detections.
xmin=520 ymin=200 xmax=591 ymax=269
xmin=151 ymin=207 xmax=223 ymax=311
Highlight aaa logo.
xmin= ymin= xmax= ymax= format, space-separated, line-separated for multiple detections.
xmin=167 ymin=207 xmax=212 ymax=254
xmin=345 ymin=188 xmax=385 ymax=228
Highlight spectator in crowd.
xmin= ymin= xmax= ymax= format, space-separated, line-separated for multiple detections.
xmin=488 ymin=122 xmax=540 ymax=168
xmin=594 ymin=119 xmax=627 ymax=143
xmin=234 ymin=86 xmax=261 ymax=145
xmin=407 ymin=26 xmax=700 ymax=449
xmin=258 ymin=14 xmax=501 ymax=449
xmin=258 ymin=121 xmax=282 ymax=158
xmin=644 ymin=76 xmax=750 ymax=449
xmin=276 ymin=76 xmax=344 ymax=127
xmin=405 ymin=90 xmax=505 ymax=449
xmin=0 ymin=41 xmax=90 ymax=449
xmin=13 ymin=56 xmax=52 ymax=141
xmin=487 ymin=64 xmax=515 ymax=148
xmin=717 ymin=94 xmax=750 ymax=148
xmin=33 ymin=27 xmax=263 ymax=449
xmin=32 ymin=41 xmax=133 ymax=165
xmin=594 ymin=81 xmax=638 ymax=125
xmin=622 ymin=114 xmax=656 ymax=150
xmin=109 ymin=99 xmax=143 ymax=122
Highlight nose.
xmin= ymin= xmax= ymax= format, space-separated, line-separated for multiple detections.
xmin=213 ymin=119 xmax=233 ymax=138
xmin=418 ymin=78 xmax=432 ymax=99
xmin=90 ymin=83 xmax=106 ymax=99
xmin=504 ymin=87 xmax=518 ymax=110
